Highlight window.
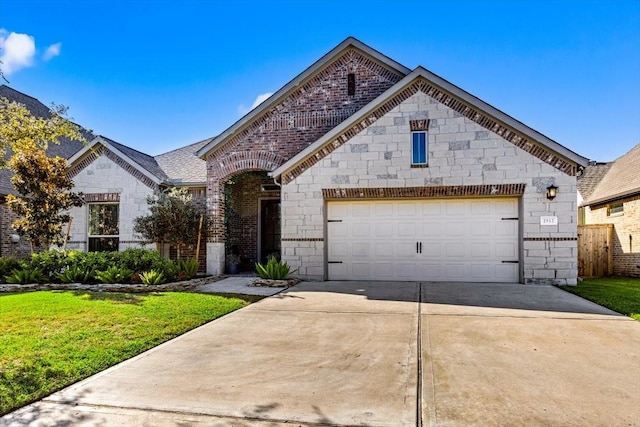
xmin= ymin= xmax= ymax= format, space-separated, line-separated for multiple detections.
xmin=412 ymin=131 xmax=427 ymax=165
xmin=88 ymin=203 xmax=119 ymax=251
xmin=608 ymin=202 xmax=624 ymax=216
xmin=347 ymin=73 xmax=355 ymax=96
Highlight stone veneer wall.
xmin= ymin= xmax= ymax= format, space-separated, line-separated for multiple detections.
xmin=281 ymin=90 xmax=578 ymax=284
xmin=67 ymin=154 xmax=156 ymax=251
xmin=584 ymin=195 xmax=640 ymax=277
xmin=204 ymin=48 xmax=406 ymax=275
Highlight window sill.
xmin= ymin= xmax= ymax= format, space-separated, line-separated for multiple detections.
xmin=410 ymin=164 xmax=429 ymax=168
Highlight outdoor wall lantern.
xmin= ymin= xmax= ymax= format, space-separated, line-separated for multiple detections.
xmin=10 ymin=234 xmax=20 ymax=244
xmin=546 ymin=184 xmax=558 ymax=201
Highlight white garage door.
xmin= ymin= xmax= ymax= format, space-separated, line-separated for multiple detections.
xmin=327 ymin=198 xmax=519 ymax=282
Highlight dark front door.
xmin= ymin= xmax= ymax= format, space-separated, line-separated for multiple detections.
xmin=260 ymin=199 xmax=281 ymax=262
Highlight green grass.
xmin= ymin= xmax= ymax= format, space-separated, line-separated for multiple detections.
xmin=0 ymin=291 xmax=258 ymax=415
xmin=561 ymin=277 xmax=640 ymax=321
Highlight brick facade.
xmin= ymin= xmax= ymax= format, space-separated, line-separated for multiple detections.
xmin=0 ymin=202 xmax=32 ymax=259
xmin=584 ymin=195 xmax=640 ymax=277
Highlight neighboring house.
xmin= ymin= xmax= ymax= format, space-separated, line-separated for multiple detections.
xmin=579 ymin=144 xmax=640 ymax=277
xmin=197 ymin=37 xmax=589 ymax=285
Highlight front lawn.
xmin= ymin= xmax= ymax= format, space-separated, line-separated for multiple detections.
xmin=0 ymin=291 xmax=257 ymax=415
xmin=561 ymin=277 xmax=640 ymax=321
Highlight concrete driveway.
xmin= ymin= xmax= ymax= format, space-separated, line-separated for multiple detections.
xmin=2 ymin=282 xmax=639 ymax=426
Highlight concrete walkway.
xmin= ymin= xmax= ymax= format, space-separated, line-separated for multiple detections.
xmin=2 ymin=282 xmax=639 ymax=426
xmin=192 ymin=275 xmax=287 ymax=296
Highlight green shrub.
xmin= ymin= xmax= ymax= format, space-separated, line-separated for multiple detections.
xmin=118 ymin=248 xmax=166 ymax=272
xmin=28 ymin=249 xmax=75 ymax=281
xmin=57 ymin=265 xmax=95 ymax=284
xmin=0 ymin=257 xmax=22 ymax=278
xmin=176 ymin=258 xmax=199 ymax=280
xmin=95 ymin=266 xmax=134 ymax=284
xmin=72 ymin=251 xmax=114 ymax=273
xmin=5 ymin=268 xmax=44 ymax=284
xmin=140 ymin=269 xmax=165 ymax=285
xmin=255 ymin=256 xmax=296 ymax=280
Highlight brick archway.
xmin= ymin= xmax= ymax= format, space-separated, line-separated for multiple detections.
xmin=209 ymin=151 xmax=288 ymax=179
xmin=205 ymin=151 xmax=287 ymax=275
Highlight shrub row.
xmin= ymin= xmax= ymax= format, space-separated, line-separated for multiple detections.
xmin=0 ymin=248 xmax=199 ymax=285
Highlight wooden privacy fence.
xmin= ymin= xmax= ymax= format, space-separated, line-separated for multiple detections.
xmin=578 ymin=224 xmax=614 ymax=278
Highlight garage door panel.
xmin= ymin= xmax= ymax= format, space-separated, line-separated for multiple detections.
xmin=353 ymin=223 xmax=372 ymax=238
xmin=327 ymin=198 xmax=519 ymax=282
xmin=422 ymin=222 xmax=442 ymax=237
xmin=445 ymin=242 xmax=466 ymax=257
xmin=374 ymin=203 xmax=394 ymax=217
xmin=445 ymin=222 xmax=465 ymax=236
xmin=397 ymin=222 xmax=417 ymax=237
xmin=470 ymin=242 xmax=491 ymax=258
xmin=445 ymin=202 xmax=465 ymax=215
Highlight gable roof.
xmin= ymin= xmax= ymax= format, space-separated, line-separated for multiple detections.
xmin=154 ymin=138 xmax=210 ymax=185
xmin=196 ymin=37 xmax=411 ymax=159
xmin=577 ymin=162 xmax=611 ymax=201
xmin=272 ymin=67 xmax=589 ymax=183
xmin=67 ymin=135 xmax=167 ymax=186
xmin=582 ymin=143 xmax=640 ymax=206
xmin=0 ymin=85 xmax=93 ymax=195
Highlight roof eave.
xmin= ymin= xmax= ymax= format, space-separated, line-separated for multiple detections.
xmin=196 ymin=37 xmax=411 ymax=159
xmin=581 ymin=188 xmax=640 ymax=207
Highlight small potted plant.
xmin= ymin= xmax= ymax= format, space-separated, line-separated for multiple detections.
xmin=226 ymin=253 xmax=241 ymax=274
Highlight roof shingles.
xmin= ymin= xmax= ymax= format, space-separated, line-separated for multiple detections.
xmin=583 ymin=143 xmax=640 ymax=205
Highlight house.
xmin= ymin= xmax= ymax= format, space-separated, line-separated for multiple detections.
xmin=196 ymin=37 xmax=588 ymax=285
xmin=2 ymin=37 xmax=590 ymax=284
xmin=579 ymin=144 xmax=640 ymax=277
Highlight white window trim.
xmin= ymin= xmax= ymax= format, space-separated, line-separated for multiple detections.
xmin=411 ymin=131 xmax=428 ymax=166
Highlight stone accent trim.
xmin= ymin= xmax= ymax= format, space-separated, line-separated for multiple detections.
xmin=409 ymin=119 xmax=430 ymax=131
xmin=68 ymin=144 xmax=159 ymax=190
xmin=83 ymin=193 xmax=120 ymax=202
xmin=523 ymin=237 xmax=578 ymax=241
xmin=282 ymin=77 xmax=577 ymax=184
xmin=322 ymin=184 xmax=526 ymax=200
xmin=282 ymin=238 xmax=324 ymax=242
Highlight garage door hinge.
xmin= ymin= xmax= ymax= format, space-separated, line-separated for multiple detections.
xmin=328 ymin=261 xmax=343 ymax=264
xmin=327 ymin=219 xmax=342 ymax=222
xmin=501 ymin=217 xmax=519 ymax=220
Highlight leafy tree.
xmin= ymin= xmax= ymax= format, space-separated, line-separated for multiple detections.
xmin=6 ymin=148 xmax=84 ymax=251
xmin=0 ymin=96 xmax=86 ymax=251
xmin=0 ymin=97 xmax=83 ymax=167
xmin=134 ymin=188 xmax=207 ymax=258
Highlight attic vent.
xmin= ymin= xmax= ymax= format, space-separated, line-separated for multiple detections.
xmin=347 ymin=73 xmax=355 ymax=96
xmin=261 ymin=184 xmax=280 ymax=192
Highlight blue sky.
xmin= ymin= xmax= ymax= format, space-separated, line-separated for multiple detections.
xmin=1 ymin=0 xmax=638 ymax=161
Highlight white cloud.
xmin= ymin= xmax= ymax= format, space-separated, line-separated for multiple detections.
xmin=238 ymin=92 xmax=274 ymax=116
xmin=0 ymin=30 xmax=36 ymax=76
xmin=43 ymin=42 xmax=62 ymax=61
